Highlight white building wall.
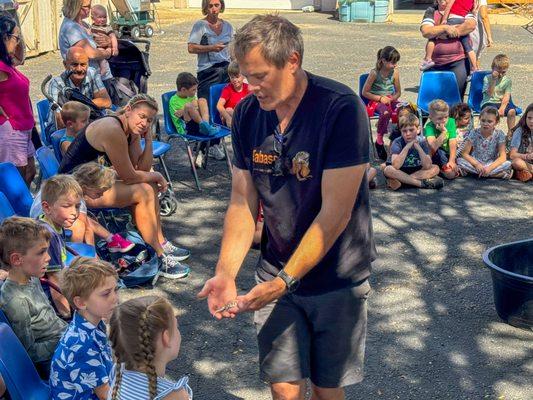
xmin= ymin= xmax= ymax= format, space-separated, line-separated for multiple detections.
xmin=187 ymin=0 xmax=316 ymax=10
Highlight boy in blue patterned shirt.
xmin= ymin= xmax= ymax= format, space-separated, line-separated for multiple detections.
xmin=50 ymin=257 xmax=118 ymax=400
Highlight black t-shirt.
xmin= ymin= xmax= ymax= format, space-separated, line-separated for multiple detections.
xmin=232 ymin=72 xmax=376 ymax=295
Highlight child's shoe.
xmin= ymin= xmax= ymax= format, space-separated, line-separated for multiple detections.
xmin=419 ymin=59 xmax=435 ymax=71
xmin=515 ymin=169 xmax=532 ymax=182
xmin=195 ymin=150 xmax=206 ymax=168
xmin=199 ymin=121 xmax=220 ymax=137
xmin=208 ymin=144 xmax=226 ymax=160
xmin=107 ymin=234 xmax=135 ymax=253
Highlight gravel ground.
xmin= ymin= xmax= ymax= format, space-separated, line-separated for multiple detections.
xmin=19 ymin=11 xmax=533 ymax=400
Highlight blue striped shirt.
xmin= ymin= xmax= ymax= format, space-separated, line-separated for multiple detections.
xmin=108 ymin=368 xmax=193 ymax=400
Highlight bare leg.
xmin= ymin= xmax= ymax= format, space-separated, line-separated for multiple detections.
xmin=425 ymin=40 xmax=435 ymax=61
xmin=512 ymin=158 xmax=533 ymax=173
xmin=367 ymin=166 xmax=378 ymax=182
xmin=183 ymin=102 xmax=205 ymax=124
xmin=87 ymin=216 xmax=112 ymax=241
xmin=270 ymin=381 xmax=306 ymax=400
xmin=506 ymin=109 xmax=517 ymax=135
xmin=85 ymin=181 xmax=166 ymax=256
xmin=198 ymin=98 xmax=210 ymax=121
xmin=68 ymin=213 xmax=91 ymax=244
xmin=311 ymin=385 xmax=345 ymax=400
xmin=467 ymin=51 xmax=478 ymax=71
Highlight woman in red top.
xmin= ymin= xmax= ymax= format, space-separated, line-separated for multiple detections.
xmin=0 ymin=12 xmax=36 ymax=185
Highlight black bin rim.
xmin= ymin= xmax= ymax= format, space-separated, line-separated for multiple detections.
xmin=482 ymin=238 xmax=533 ymax=284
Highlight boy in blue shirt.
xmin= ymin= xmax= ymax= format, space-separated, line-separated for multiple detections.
xmin=50 ymin=257 xmax=119 ymax=400
xmin=384 ymin=113 xmax=444 ymax=190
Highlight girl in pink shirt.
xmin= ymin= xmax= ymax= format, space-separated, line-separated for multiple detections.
xmin=0 ymin=13 xmax=36 ymax=185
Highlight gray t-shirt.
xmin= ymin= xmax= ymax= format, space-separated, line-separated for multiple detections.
xmin=188 ymin=19 xmax=233 ymax=72
xmin=0 ymin=277 xmax=67 ymax=363
xmin=58 ymin=17 xmax=113 ymax=80
xmin=510 ymin=127 xmax=533 ymax=154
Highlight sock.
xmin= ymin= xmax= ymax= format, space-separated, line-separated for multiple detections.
xmin=105 ymin=234 xmax=114 ymax=243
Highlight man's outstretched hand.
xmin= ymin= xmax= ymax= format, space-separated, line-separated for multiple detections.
xmin=197 ymin=273 xmax=238 ymax=320
xmin=236 ymin=278 xmax=286 ymax=313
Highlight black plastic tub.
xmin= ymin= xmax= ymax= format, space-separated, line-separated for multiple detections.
xmin=483 ymin=238 xmax=533 ymax=329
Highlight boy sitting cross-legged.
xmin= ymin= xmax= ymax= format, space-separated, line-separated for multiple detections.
xmin=50 ymin=257 xmax=118 ymax=400
xmin=383 ymin=113 xmax=444 ymax=190
xmin=38 ymin=175 xmax=85 ymax=318
xmin=0 ymin=217 xmax=67 ymax=379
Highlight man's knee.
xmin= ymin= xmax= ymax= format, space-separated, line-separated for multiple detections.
xmin=271 ymin=381 xmax=305 ymax=400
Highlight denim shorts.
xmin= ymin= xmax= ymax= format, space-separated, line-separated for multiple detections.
xmin=254 ymin=278 xmax=371 ymax=388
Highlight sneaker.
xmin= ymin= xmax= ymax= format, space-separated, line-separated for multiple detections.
xmin=107 ymin=234 xmax=135 ymax=253
xmin=419 ymin=60 xmax=435 ymax=71
xmin=199 ymin=121 xmax=220 ymax=137
xmin=162 ymin=241 xmax=191 ymax=261
xmin=159 ymin=254 xmax=190 ymax=279
xmin=375 ymin=142 xmax=388 ymax=161
xmin=208 ymin=144 xmax=226 ymax=161
xmin=515 ymin=169 xmax=532 ymax=182
xmin=421 ymin=177 xmax=444 ymax=189
xmin=195 ymin=150 xmax=205 ymax=169
xmin=501 ymin=170 xmax=514 ymax=180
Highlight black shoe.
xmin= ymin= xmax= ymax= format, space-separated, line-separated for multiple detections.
xmin=421 ymin=177 xmax=444 ymax=189
xmin=375 ymin=142 xmax=388 ymax=160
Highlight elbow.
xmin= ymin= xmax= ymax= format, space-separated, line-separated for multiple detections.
xmin=187 ymin=44 xmax=195 ymax=54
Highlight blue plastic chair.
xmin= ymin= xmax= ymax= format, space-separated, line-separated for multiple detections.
xmin=36 ymin=99 xmax=52 ymax=146
xmin=0 ymin=322 xmax=51 ymax=400
xmin=35 ymin=147 xmax=60 ymax=180
xmin=50 ymin=129 xmax=66 ymax=163
xmin=0 ymin=309 xmax=9 ymax=325
xmin=416 ymin=71 xmax=462 ymax=117
xmin=0 ymin=162 xmax=33 ymax=217
xmin=66 ymin=242 xmax=97 ymax=265
xmin=139 ymin=138 xmax=174 ymax=190
xmin=161 ymin=91 xmax=232 ymax=191
xmin=467 ymin=70 xmax=523 ymax=115
xmin=0 ymin=192 xmax=15 ymax=223
xmin=208 ymin=83 xmax=231 ymax=128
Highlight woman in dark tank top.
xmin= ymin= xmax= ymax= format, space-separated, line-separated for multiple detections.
xmin=60 ymin=94 xmax=189 ymax=263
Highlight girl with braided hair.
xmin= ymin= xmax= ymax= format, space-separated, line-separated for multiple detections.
xmin=509 ymin=103 xmax=533 ymax=182
xmin=108 ymin=296 xmax=192 ymax=400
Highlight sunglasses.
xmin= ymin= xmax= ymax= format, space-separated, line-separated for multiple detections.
xmin=272 ymin=128 xmax=289 ymax=177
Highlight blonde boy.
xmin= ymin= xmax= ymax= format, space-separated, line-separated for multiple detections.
xmin=59 ymin=101 xmax=90 ymax=155
xmin=424 ymin=99 xmax=458 ymax=180
xmin=38 ymin=175 xmax=84 ymax=318
xmin=384 ymin=113 xmax=444 ymax=190
xmin=0 ymin=217 xmax=67 ymax=377
xmin=50 ymin=257 xmax=118 ymax=400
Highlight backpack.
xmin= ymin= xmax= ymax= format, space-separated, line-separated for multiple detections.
xmin=96 ymin=230 xmax=160 ymax=287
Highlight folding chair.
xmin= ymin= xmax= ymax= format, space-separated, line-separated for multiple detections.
xmin=208 ymin=83 xmax=234 ymax=171
xmin=0 ymin=322 xmax=51 ymax=400
xmin=467 ymin=70 xmax=523 ymax=115
xmin=50 ymin=129 xmax=66 ymax=162
xmin=35 ymin=147 xmax=60 ymax=180
xmin=161 ymin=91 xmax=232 ymax=191
xmin=416 ymin=71 xmax=462 ymax=120
xmin=141 ymin=138 xmax=174 ymax=190
xmin=0 ymin=162 xmax=33 ymax=217
xmin=0 ymin=309 xmax=9 ymax=325
xmin=36 ymin=99 xmax=52 ymax=147
xmin=0 ymin=192 xmax=15 ymax=223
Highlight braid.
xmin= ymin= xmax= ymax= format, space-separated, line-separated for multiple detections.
xmin=139 ymin=309 xmax=158 ymax=400
xmin=110 ymin=361 xmax=123 ymax=400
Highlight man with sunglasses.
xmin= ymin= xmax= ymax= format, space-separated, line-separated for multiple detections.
xmin=199 ymin=14 xmax=376 ymax=400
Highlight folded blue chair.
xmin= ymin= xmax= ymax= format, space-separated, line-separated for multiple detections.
xmin=0 ymin=322 xmax=51 ymax=400
xmin=36 ymin=99 xmax=52 ymax=147
xmin=0 ymin=309 xmax=9 ymax=325
xmin=0 ymin=192 xmax=15 ymax=223
xmin=140 ymin=138 xmax=174 ymax=190
xmin=35 ymin=147 xmax=60 ymax=180
xmin=0 ymin=162 xmax=33 ymax=217
xmin=50 ymin=129 xmax=66 ymax=162
xmin=161 ymin=91 xmax=232 ymax=191
xmin=467 ymin=70 xmax=522 ymax=115
xmin=417 ymin=71 xmax=462 ymax=118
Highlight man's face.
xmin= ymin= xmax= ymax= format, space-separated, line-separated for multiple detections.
xmin=65 ymin=51 xmax=89 ymax=84
xmin=239 ymin=45 xmax=300 ymax=111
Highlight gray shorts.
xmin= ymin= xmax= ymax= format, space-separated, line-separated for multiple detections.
xmin=254 ymin=279 xmax=371 ymax=388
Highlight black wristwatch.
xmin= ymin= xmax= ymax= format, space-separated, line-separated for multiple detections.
xmin=277 ymin=269 xmax=299 ymax=293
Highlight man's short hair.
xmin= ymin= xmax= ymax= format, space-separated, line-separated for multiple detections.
xmin=492 ymin=54 xmax=509 ymax=70
xmin=227 ymin=61 xmax=240 ymax=77
xmin=60 ymin=257 xmax=118 ymax=306
xmin=60 ymin=101 xmax=90 ymax=124
xmin=0 ymin=217 xmax=51 ymax=269
xmin=176 ymin=72 xmax=198 ymax=90
xmin=231 ymin=14 xmax=304 ymax=69
xmin=41 ymin=175 xmax=83 ymax=206
xmin=398 ymin=113 xmax=420 ymax=129
xmin=429 ymin=99 xmax=449 ymax=115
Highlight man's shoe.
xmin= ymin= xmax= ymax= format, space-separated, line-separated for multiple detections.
xmin=162 ymin=241 xmax=191 ymax=261
xmin=195 ymin=150 xmax=205 ymax=168
xmin=421 ymin=177 xmax=444 ymax=189
xmin=159 ymin=254 xmax=190 ymax=279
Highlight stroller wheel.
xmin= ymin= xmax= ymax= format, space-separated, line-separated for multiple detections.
xmin=145 ymin=25 xmax=154 ymax=38
xmin=131 ymin=27 xmax=141 ymax=39
xmin=159 ymin=191 xmax=178 ymax=217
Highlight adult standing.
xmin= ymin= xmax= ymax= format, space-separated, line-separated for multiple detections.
xmin=188 ymin=0 xmax=233 ymax=160
xmin=59 ymin=0 xmax=115 ymax=98
xmin=198 ymin=15 xmax=376 ymax=400
xmin=0 ymin=12 xmax=36 ymax=186
xmin=471 ymin=0 xmax=495 ymax=69
xmin=58 ymin=94 xmax=191 ymax=279
xmin=420 ymin=1 xmax=477 ymax=98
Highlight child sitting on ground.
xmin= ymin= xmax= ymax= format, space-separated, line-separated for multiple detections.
xmin=362 ymin=46 xmax=402 ymax=161
xmin=37 ymin=175 xmax=84 ymax=318
xmin=451 ymin=102 xmax=473 ymax=150
xmin=0 ymin=217 xmax=67 ymax=378
xmin=509 ymin=103 xmax=533 ymax=182
xmin=383 ymin=113 xmax=443 ymax=190
xmin=481 ymin=54 xmax=517 ymax=137
xmin=50 ymin=257 xmax=118 ymax=400
xmin=90 ymin=4 xmax=118 ymax=77
xmin=420 ymin=0 xmax=478 ymax=72
xmin=216 ymin=61 xmax=250 ymax=129
xmin=58 ymin=101 xmax=90 ymax=156
xmin=457 ymin=106 xmax=513 ymax=179
xmin=424 ymin=99 xmax=458 ymax=180
xmin=108 ymin=295 xmax=193 ymax=400
xmin=389 ymin=102 xmax=418 ymax=144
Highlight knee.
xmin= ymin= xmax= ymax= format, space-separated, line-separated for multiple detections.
xmin=383 ymin=165 xmax=396 ymax=177
xmin=271 ymin=384 xmax=302 ymax=400
xmin=508 ymin=109 xmax=516 ymax=117
xmin=429 ymin=164 xmax=440 ymax=175
xmin=133 ymin=182 xmax=157 ymax=203
xmin=197 ymin=98 xmax=208 ymax=107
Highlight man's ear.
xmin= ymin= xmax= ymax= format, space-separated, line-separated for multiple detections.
xmin=287 ymin=51 xmax=301 ymax=74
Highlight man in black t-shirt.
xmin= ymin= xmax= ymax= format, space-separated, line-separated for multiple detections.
xmin=198 ymin=14 xmax=376 ymax=400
